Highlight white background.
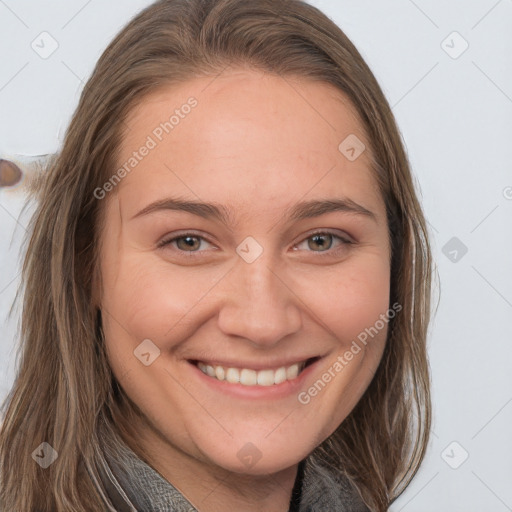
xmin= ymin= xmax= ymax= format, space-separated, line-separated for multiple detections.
xmin=1 ymin=1 xmax=511 ymax=510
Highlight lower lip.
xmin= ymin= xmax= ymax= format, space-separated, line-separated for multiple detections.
xmin=188 ymin=358 xmax=323 ymax=400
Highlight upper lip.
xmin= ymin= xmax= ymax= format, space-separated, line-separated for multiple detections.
xmin=189 ymin=356 xmax=321 ymax=371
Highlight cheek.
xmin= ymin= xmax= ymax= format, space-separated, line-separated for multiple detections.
xmin=294 ymin=255 xmax=390 ymax=421
xmin=100 ymin=251 xmax=224 ymax=350
xmin=291 ymin=253 xmax=391 ymax=345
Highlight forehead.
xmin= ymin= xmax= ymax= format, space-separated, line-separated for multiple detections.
xmin=114 ymin=68 xmax=384 ymax=223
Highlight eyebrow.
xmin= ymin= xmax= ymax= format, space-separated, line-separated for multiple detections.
xmin=130 ymin=196 xmax=378 ymax=224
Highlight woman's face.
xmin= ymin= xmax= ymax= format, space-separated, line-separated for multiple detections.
xmin=97 ymin=68 xmax=391 ymax=475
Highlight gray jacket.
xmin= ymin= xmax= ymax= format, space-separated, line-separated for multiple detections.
xmin=95 ymin=428 xmax=371 ymax=512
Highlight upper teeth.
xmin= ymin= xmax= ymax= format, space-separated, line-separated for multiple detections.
xmin=197 ymin=361 xmax=306 ymax=386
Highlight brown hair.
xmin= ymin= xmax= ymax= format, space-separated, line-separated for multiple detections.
xmin=0 ymin=1 xmax=434 ymax=510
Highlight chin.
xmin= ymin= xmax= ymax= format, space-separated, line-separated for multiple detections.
xmin=193 ymin=432 xmax=316 ymax=476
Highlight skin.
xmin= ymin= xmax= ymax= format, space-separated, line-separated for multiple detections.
xmin=96 ymin=67 xmax=391 ymax=512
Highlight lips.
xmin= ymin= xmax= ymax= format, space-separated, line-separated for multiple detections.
xmin=191 ymin=357 xmax=319 ymax=387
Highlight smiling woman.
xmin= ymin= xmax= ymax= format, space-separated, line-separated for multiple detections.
xmin=0 ymin=1 xmax=433 ymax=511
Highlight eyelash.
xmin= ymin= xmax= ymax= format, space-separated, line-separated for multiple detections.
xmin=157 ymin=230 xmax=353 ymax=258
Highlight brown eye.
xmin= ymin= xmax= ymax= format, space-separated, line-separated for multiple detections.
xmin=157 ymin=233 xmax=215 ymax=255
xmin=294 ymin=230 xmax=353 ymax=257
xmin=308 ymin=233 xmax=334 ymax=252
xmin=0 ymin=159 xmax=22 ymax=188
xmin=175 ymin=235 xmax=202 ymax=251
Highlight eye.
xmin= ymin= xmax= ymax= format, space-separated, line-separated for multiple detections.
xmin=157 ymin=230 xmax=353 ymax=258
xmin=294 ymin=230 xmax=353 ymax=255
xmin=157 ymin=232 xmax=215 ymax=254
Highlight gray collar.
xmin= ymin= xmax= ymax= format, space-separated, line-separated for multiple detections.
xmin=96 ymin=428 xmax=370 ymax=512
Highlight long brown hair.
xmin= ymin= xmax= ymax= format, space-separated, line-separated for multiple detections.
xmin=0 ymin=1 xmax=434 ymax=510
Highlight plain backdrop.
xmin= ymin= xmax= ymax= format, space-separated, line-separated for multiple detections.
xmin=1 ymin=1 xmax=511 ymax=510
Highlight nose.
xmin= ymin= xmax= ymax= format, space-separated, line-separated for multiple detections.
xmin=216 ymin=254 xmax=302 ymax=348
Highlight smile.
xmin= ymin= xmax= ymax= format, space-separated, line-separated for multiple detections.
xmin=193 ymin=358 xmax=318 ymax=387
